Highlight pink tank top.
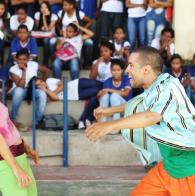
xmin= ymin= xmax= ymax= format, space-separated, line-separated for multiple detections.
xmin=0 ymin=102 xmax=20 ymax=146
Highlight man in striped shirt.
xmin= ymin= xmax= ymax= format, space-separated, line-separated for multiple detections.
xmin=86 ymin=47 xmax=195 ymax=195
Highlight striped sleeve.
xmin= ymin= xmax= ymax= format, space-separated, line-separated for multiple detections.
xmin=146 ymin=86 xmax=175 ymax=119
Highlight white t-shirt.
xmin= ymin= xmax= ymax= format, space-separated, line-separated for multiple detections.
xmin=101 ymin=0 xmax=123 ymax=13
xmin=58 ymin=10 xmax=85 ymax=31
xmin=65 ymin=34 xmax=83 ymax=57
xmin=34 ymin=12 xmax=58 ymax=33
xmin=9 ymin=61 xmax=39 ymax=89
xmin=93 ymin=60 xmax=112 ymax=82
xmin=127 ymin=0 xmax=146 ymax=18
xmin=10 ymin=15 xmax=34 ymax=31
xmin=151 ymin=38 xmax=175 ymax=55
xmin=46 ymin=78 xmax=79 ymax=100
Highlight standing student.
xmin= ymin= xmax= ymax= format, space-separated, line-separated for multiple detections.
xmin=86 ymin=47 xmax=195 ymax=196
xmin=0 ymin=101 xmax=39 ymax=196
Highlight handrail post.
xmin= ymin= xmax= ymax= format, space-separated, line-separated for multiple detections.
xmin=1 ymin=80 xmax=5 ymax=104
xmin=63 ymin=77 xmax=68 ymax=167
xmin=32 ymin=79 xmax=36 ymax=149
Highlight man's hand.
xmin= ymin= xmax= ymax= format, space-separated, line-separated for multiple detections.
xmin=94 ymin=107 xmax=113 ymax=120
xmin=85 ymin=122 xmax=114 ymax=142
xmin=12 ymin=165 xmax=32 ymax=188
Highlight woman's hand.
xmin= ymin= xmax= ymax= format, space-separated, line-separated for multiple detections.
xmin=12 ymin=165 xmax=32 ymax=188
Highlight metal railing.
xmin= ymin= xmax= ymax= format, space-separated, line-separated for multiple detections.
xmin=31 ymin=78 xmax=69 ymax=167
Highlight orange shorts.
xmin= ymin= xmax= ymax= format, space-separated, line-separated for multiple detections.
xmin=131 ymin=162 xmax=195 ymax=196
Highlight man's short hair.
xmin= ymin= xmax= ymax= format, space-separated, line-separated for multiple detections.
xmin=133 ymin=47 xmax=163 ymax=73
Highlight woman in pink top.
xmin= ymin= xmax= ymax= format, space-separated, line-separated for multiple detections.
xmin=0 ymin=102 xmax=38 ymax=196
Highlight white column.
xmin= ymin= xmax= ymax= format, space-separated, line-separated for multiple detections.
xmin=174 ymin=0 xmax=195 ymax=59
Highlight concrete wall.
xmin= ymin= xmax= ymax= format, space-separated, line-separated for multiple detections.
xmin=174 ymin=0 xmax=195 ymax=59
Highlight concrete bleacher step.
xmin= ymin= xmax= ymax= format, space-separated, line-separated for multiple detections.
xmin=22 ymin=130 xmax=141 ymax=166
xmin=6 ymin=70 xmax=91 ymax=126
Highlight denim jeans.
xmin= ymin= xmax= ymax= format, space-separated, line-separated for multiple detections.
xmin=127 ymin=16 xmax=146 ymax=50
xmin=10 ymin=87 xmax=47 ymax=124
xmin=82 ymin=39 xmax=93 ymax=67
xmin=100 ymin=11 xmax=123 ymax=38
xmin=43 ymin=38 xmax=50 ymax=66
xmin=99 ymin=93 xmax=126 ymax=122
xmin=49 ymin=37 xmax=58 ymax=58
xmin=146 ymin=9 xmax=166 ymax=45
xmin=186 ymin=85 xmax=195 ymax=106
xmin=53 ymin=58 xmax=80 ymax=80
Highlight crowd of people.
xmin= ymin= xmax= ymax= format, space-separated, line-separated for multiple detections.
xmin=0 ymin=0 xmax=194 ymax=129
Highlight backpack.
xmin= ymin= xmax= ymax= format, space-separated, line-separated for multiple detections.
xmin=41 ymin=114 xmax=77 ymax=131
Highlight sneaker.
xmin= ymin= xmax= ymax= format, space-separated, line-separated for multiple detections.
xmin=78 ymin=121 xmax=85 ymax=129
xmin=85 ymin=119 xmax=91 ymax=127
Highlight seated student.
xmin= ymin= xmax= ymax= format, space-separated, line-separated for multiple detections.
xmin=10 ymin=0 xmax=36 ymax=17
xmin=184 ymin=53 xmax=195 ymax=106
xmin=33 ymin=1 xmax=58 ymax=66
xmin=38 ymin=0 xmax=63 ymax=15
xmin=151 ymin=27 xmax=174 ymax=69
xmin=78 ymin=40 xmax=115 ymax=129
xmin=9 ymin=4 xmax=34 ymax=36
xmin=10 ymin=24 xmax=38 ymax=63
xmin=53 ymin=22 xmax=94 ymax=80
xmin=26 ymin=77 xmax=103 ymax=102
xmin=98 ymin=58 xmax=132 ymax=122
xmin=9 ymin=49 xmax=50 ymax=129
xmin=110 ymin=27 xmax=130 ymax=64
xmin=165 ymin=54 xmax=186 ymax=83
xmin=51 ymin=0 xmax=93 ymax=68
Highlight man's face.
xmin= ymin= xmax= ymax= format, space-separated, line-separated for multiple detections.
xmin=125 ymin=53 xmax=144 ymax=88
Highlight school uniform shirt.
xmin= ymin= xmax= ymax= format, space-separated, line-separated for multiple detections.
xmin=9 ymin=61 xmax=39 ymax=89
xmin=58 ymin=10 xmax=85 ymax=31
xmin=93 ymin=60 xmax=112 ymax=82
xmin=11 ymin=37 xmax=38 ymax=57
xmin=10 ymin=15 xmax=34 ymax=31
xmin=103 ymin=75 xmax=132 ymax=101
xmin=46 ymin=78 xmax=79 ymax=100
xmin=64 ymin=34 xmax=83 ymax=57
xmin=34 ymin=12 xmax=58 ymax=34
xmin=101 ymin=0 xmax=123 ymax=13
xmin=143 ymin=73 xmax=195 ymax=178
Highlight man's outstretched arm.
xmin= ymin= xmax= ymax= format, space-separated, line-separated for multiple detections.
xmin=86 ymin=111 xmax=162 ymax=142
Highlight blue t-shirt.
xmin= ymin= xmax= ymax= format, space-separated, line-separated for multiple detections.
xmin=11 ymin=37 xmax=38 ymax=57
xmin=186 ymin=65 xmax=195 ymax=78
xmin=103 ymin=75 xmax=132 ymax=101
xmin=78 ymin=0 xmax=97 ymax=19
